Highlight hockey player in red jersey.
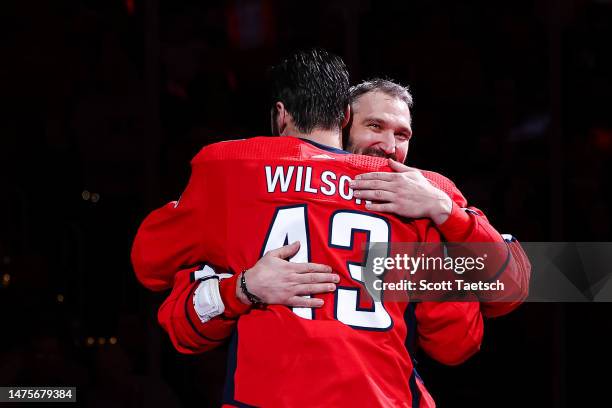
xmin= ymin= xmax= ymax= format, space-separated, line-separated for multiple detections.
xmin=132 ymin=51 xmax=528 ymax=407
xmin=345 ymin=79 xmax=530 ymax=318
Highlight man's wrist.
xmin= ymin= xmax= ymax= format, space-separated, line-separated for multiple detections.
xmin=436 ymin=201 xmax=474 ymax=241
xmin=235 ymin=271 xmax=252 ymax=305
xmin=239 ymin=270 xmax=266 ymax=308
xmin=431 ymin=192 xmax=453 ymax=225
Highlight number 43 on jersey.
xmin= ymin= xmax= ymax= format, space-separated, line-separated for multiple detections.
xmin=261 ymin=205 xmax=392 ymax=331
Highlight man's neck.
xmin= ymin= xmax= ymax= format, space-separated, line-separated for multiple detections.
xmin=283 ymin=128 xmax=342 ymax=149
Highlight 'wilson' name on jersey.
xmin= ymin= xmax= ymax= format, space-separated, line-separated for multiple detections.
xmin=264 ymin=165 xmax=372 ymax=206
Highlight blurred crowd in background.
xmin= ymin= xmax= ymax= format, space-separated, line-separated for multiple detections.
xmin=1 ymin=0 xmax=611 ymax=406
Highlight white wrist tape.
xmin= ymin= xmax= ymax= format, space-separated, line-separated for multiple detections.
xmin=192 ymin=265 xmax=232 ymax=323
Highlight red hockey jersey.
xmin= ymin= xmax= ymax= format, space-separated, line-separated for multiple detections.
xmin=131 ymin=136 xmax=526 ymax=407
xmin=133 ymin=137 xmax=530 ymax=318
xmin=132 ymin=137 xmax=448 ymax=407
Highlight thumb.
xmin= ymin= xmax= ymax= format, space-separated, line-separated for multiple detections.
xmin=269 ymin=241 xmax=301 ymax=260
xmin=388 ymin=158 xmax=411 ymax=173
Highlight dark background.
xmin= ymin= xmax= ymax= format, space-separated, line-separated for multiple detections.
xmin=1 ymin=0 xmax=611 ymax=406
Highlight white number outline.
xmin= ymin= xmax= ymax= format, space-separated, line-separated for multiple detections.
xmin=260 ymin=204 xmax=313 ymax=319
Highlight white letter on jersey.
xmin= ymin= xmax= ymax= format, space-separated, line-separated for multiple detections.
xmin=295 ymin=166 xmax=303 ymax=192
xmin=320 ymin=171 xmax=337 ymax=196
xmin=265 ymin=166 xmax=295 ymax=193
xmin=338 ymin=175 xmax=353 ymax=201
xmin=304 ymin=167 xmax=317 ymax=194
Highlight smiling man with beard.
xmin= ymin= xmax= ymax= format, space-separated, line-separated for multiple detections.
xmin=345 ymin=78 xmax=530 ymax=318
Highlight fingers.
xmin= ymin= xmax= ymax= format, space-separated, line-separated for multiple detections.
xmin=365 ymin=202 xmax=397 ymax=213
xmin=353 ymin=189 xmax=393 ymax=202
xmin=388 ymin=158 xmax=416 ymax=173
xmin=292 ymin=262 xmax=332 ymax=274
xmin=295 ymin=283 xmax=337 ymax=296
xmin=288 ymin=296 xmax=325 ymax=308
xmin=269 ymin=241 xmax=301 ymax=259
xmin=354 ymin=172 xmax=394 ymax=182
xmin=350 ymin=178 xmax=393 ymax=191
xmin=294 ymin=272 xmax=340 ymax=284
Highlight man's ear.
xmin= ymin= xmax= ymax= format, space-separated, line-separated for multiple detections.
xmin=341 ymin=104 xmax=351 ymax=129
xmin=274 ymin=101 xmax=288 ymax=135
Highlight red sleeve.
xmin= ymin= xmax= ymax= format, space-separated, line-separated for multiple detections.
xmin=131 ymin=157 xmax=212 ymax=292
xmin=423 ymin=171 xmax=531 ymax=318
xmin=132 ymin=145 xmax=253 ymax=354
xmin=479 ymin=235 xmax=531 ymax=318
xmin=415 ymin=296 xmax=483 ymax=366
xmin=158 ymin=267 xmax=251 ymax=355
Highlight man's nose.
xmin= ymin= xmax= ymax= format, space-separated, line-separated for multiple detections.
xmin=378 ymin=132 xmax=396 ymax=154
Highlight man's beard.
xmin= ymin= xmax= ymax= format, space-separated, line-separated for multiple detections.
xmin=353 ymin=145 xmax=397 ymax=160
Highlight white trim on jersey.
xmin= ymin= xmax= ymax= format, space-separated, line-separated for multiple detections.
xmin=501 ymin=233 xmax=516 ymax=243
xmin=464 ymin=208 xmax=480 ymax=216
xmin=193 ymin=264 xmax=232 ymax=281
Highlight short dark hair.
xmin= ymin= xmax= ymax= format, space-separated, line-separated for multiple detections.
xmin=269 ymin=49 xmax=350 ymax=133
xmin=349 ymin=78 xmax=413 ymax=109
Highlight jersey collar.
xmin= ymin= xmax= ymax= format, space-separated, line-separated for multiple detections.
xmin=299 ymin=138 xmax=350 ymax=155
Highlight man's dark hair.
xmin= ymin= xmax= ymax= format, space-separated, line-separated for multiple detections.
xmin=349 ymin=78 xmax=413 ymax=109
xmin=269 ymin=48 xmax=350 ymax=133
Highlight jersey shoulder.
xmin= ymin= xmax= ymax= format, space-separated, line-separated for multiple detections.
xmin=419 ymin=169 xmax=468 ymax=206
xmin=419 ymin=169 xmax=456 ymax=191
xmin=191 ymin=136 xmax=304 ymax=164
xmin=190 ymin=137 xmax=390 ymax=173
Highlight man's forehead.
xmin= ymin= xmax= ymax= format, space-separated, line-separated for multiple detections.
xmin=353 ymin=91 xmax=412 ymax=126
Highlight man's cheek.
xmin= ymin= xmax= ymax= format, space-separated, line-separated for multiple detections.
xmin=396 ymin=146 xmax=409 ymax=162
